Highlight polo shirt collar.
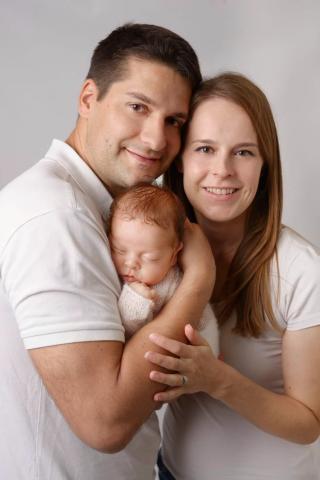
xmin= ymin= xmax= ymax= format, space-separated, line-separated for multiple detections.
xmin=45 ymin=139 xmax=113 ymax=221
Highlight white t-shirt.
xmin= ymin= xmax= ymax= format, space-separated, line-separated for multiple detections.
xmin=0 ymin=140 xmax=160 ymax=479
xmin=161 ymin=227 xmax=320 ymax=480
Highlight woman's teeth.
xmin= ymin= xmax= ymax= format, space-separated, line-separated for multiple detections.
xmin=204 ymin=187 xmax=237 ymax=195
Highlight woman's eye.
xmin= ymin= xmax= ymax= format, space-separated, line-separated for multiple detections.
xmin=236 ymin=149 xmax=253 ymax=157
xmin=195 ymin=146 xmax=212 ymax=154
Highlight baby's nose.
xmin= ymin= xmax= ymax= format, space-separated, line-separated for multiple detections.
xmin=124 ymin=257 xmax=139 ymax=269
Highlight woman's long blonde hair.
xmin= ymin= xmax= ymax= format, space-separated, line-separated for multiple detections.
xmin=165 ymin=73 xmax=283 ymax=337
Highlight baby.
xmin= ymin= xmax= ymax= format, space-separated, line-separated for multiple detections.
xmin=108 ymin=183 xmax=219 ymax=354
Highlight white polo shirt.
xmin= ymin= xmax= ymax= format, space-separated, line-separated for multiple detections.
xmin=0 ymin=140 xmax=160 ymax=479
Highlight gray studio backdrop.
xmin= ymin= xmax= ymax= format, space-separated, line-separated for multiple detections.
xmin=1 ymin=0 xmax=319 ymax=249
xmin=1 ymin=0 xmax=320 ymax=473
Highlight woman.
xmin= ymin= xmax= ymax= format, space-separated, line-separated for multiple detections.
xmin=145 ymin=73 xmax=320 ymax=479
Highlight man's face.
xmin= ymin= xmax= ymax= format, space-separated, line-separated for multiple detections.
xmin=78 ymin=57 xmax=191 ymax=195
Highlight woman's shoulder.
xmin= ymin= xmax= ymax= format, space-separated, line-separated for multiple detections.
xmin=273 ymin=227 xmax=320 ymax=330
xmin=272 ymin=226 xmax=320 ymax=290
xmin=277 ymin=225 xmax=320 ymax=265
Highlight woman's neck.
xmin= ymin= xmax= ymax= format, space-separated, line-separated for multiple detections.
xmin=196 ymin=212 xmax=246 ymax=302
xmin=196 ymin=213 xmax=245 ymax=260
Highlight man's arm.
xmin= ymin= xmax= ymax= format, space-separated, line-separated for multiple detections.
xmin=30 ymin=222 xmax=215 ymax=452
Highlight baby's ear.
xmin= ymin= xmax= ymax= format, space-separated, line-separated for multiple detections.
xmin=171 ymin=241 xmax=183 ymax=266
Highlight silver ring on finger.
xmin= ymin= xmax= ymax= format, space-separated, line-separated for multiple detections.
xmin=181 ymin=375 xmax=188 ymax=386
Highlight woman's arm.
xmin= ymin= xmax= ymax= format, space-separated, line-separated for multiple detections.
xmin=145 ymin=324 xmax=320 ymax=444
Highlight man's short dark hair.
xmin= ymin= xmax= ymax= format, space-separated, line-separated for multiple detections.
xmin=86 ymin=23 xmax=201 ymax=99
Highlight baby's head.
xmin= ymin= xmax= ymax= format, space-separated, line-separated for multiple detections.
xmin=108 ymin=184 xmax=185 ymax=285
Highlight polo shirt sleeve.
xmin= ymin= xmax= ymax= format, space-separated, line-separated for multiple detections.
xmin=1 ymin=207 xmax=125 ymax=348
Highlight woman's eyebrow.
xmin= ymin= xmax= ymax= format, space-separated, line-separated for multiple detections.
xmin=190 ymin=138 xmax=216 ymax=145
xmin=233 ymin=142 xmax=259 ymax=149
xmin=189 ymin=139 xmax=259 ymax=148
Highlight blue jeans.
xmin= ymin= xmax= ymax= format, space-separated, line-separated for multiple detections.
xmin=157 ymin=451 xmax=176 ymax=480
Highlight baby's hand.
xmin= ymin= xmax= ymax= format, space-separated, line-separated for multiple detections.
xmin=129 ymin=281 xmax=158 ymax=302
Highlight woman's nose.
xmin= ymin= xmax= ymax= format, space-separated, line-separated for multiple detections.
xmin=211 ymin=152 xmax=234 ymax=177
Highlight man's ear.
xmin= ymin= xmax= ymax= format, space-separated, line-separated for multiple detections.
xmin=171 ymin=241 xmax=183 ymax=266
xmin=78 ymin=79 xmax=99 ymax=118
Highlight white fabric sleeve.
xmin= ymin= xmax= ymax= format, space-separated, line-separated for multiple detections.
xmin=1 ymin=207 xmax=124 ymax=348
xmin=283 ymin=246 xmax=320 ymax=330
xmin=118 ymin=283 xmax=154 ymax=337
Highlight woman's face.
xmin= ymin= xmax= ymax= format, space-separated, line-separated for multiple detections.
xmin=182 ymin=97 xmax=263 ymax=228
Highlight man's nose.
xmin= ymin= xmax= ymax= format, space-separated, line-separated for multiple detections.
xmin=140 ymin=117 xmax=167 ymax=152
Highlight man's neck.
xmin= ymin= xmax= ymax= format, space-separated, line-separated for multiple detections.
xmin=66 ymin=128 xmax=85 ymax=164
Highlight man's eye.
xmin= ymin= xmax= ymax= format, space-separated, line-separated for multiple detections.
xmin=129 ymin=103 xmax=146 ymax=112
xmin=167 ymin=117 xmax=183 ymax=128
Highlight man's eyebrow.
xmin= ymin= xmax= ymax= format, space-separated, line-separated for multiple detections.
xmin=125 ymin=91 xmax=188 ymax=120
xmin=126 ymin=91 xmax=156 ymax=105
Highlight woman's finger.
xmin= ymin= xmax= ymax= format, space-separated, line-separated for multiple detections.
xmin=185 ymin=324 xmax=209 ymax=346
xmin=148 ymin=333 xmax=190 ymax=357
xmin=149 ymin=370 xmax=186 ymax=387
xmin=144 ymin=350 xmax=183 ymax=371
xmin=154 ymin=387 xmax=184 ymax=403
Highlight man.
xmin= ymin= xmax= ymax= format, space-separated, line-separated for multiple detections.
xmin=0 ymin=23 xmax=214 ymax=479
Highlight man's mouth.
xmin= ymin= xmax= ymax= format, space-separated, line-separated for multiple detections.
xmin=125 ymin=148 xmax=161 ymax=163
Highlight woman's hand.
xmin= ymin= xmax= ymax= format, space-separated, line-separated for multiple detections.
xmin=145 ymin=324 xmax=227 ymax=402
